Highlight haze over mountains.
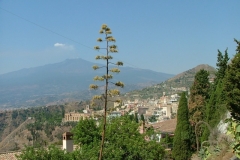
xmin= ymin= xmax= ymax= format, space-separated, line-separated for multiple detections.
xmin=0 ymin=58 xmax=174 ymax=109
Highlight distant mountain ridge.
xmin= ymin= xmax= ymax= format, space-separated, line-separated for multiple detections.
xmin=0 ymin=58 xmax=174 ymax=109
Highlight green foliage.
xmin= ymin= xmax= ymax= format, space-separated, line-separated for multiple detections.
xmin=172 ymin=92 xmax=193 ymax=160
xmin=0 ymin=105 xmax=70 ymax=151
xmin=224 ymin=39 xmax=240 ymax=158
xmin=224 ymin=39 xmax=240 ymax=120
xmin=226 ymin=118 xmax=240 ymax=158
xmin=0 ymin=112 xmax=8 ymax=138
xmin=19 ymin=115 xmax=165 ymax=159
xmin=215 ymin=49 xmax=229 ymax=82
xmin=160 ymin=134 xmax=173 ymax=145
xmin=25 ymin=106 xmax=65 ymax=145
xmin=188 ymin=69 xmax=210 ymax=147
xmin=148 ymin=115 xmax=157 ymax=122
xmin=202 ymin=81 xmax=227 ymax=142
xmin=70 ymin=115 xmax=165 ymax=159
xmin=198 ymin=146 xmax=210 ymax=160
xmin=71 ymin=118 xmax=100 ymax=145
xmin=12 ymin=110 xmax=19 ymax=119
xmin=202 ymin=49 xmax=229 ymax=142
xmin=17 ymin=145 xmax=79 ymax=160
xmin=189 ymin=69 xmax=210 ymax=100
xmin=104 ymin=115 xmax=165 ymax=159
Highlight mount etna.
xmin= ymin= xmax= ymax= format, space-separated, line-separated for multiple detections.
xmin=0 ymin=58 xmax=174 ymax=109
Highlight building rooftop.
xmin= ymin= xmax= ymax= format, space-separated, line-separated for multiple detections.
xmin=146 ymin=119 xmax=177 ymax=133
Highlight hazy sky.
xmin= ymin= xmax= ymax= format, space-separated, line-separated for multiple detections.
xmin=1 ymin=1 xmax=240 ymax=75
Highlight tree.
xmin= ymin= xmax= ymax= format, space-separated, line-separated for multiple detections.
xmin=71 ymin=118 xmax=100 ymax=146
xmin=202 ymin=49 xmax=229 ymax=141
xmin=103 ymin=115 xmax=165 ymax=159
xmin=71 ymin=115 xmax=165 ymax=159
xmin=18 ymin=115 xmax=165 ymax=159
xmin=17 ymin=145 xmax=77 ymax=160
xmin=90 ymin=24 xmax=124 ymax=160
xmin=224 ymin=39 xmax=240 ymax=157
xmin=215 ymin=49 xmax=229 ymax=83
xmin=188 ymin=69 xmax=210 ymax=146
xmin=224 ymin=39 xmax=240 ymax=120
xmin=172 ymin=92 xmax=192 ymax=160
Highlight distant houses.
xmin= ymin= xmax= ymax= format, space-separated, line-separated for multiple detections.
xmin=63 ymin=92 xmax=179 ymax=136
xmin=64 ymin=92 xmax=179 ymax=123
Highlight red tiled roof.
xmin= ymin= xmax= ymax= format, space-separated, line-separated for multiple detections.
xmin=146 ymin=119 xmax=177 ymax=133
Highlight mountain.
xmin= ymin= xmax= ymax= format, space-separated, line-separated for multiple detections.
xmin=124 ymin=64 xmax=216 ymax=100
xmin=166 ymin=64 xmax=216 ymax=88
xmin=0 ymin=58 xmax=174 ymax=109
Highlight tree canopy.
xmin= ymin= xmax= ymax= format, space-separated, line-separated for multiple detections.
xmin=189 ymin=69 xmax=210 ymax=126
xmin=18 ymin=115 xmax=165 ymax=160
xmin=172 ymin=92 xmax=193 ymax=160
xmin=224 ymin=39 xmax=240 ymax=120
xmin=202 ymin=49 xmax=229 ymax=142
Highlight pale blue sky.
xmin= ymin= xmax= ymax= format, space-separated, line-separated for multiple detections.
xmin=1 ymin=1 xmax=240 ymax=75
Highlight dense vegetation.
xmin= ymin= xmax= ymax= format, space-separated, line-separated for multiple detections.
xmin=0 ymin=102 xmax=87 ymax=151
xmin=223 ymin=39 xmax=240 ymax=157
xmin=202 ymin=49 xmax=229 ymax=142
xmin=17 ymin=115 xmax=165 ymax=160
xmin=188 ymin=69 xmax=210 ymax=147
xmin=171 ymin=39 xmax=240 ymax=159
xmin=172 ymin=92 xmax=193 ymax=160
xmin=25 ymin=105 xmax=67 ymax=147
xmin=198 ymin=45 xmax=239 ymax=159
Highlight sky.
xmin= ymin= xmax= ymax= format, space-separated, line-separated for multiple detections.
xmin=0 ymin=1 xmax=240 ymax=75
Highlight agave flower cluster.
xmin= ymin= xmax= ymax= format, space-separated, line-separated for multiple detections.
xmin=90 ymin=24 xmax=124 ymax=106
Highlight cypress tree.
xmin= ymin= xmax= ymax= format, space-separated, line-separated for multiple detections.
xmin=202 ymin=49 xmax=229 ymax=141
xmin=188 ymin=69 xmax=210 ymax=147
xmin=223 ymin=39 xmax=240 ymax=156
xmin=189 ymin=69 xmax=210 ymax=125
xmin=224 ymin=39 xmax=240 ymax=120
xmin=215 ymin=49 xmax=229 ymax=83
xmin=172 ymin=92 xmax=192 ymax=160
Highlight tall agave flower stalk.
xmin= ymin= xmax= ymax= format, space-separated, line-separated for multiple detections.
xmin=90 ymin=24 xmax=124 ymax=160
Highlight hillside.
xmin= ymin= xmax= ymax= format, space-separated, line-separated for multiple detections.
xmin=124 ymin=64 xmax=216 ymax=100
xmin=167 ymin=64 xmax=216 ymax=87
xmin=0 ymin=58 xmax=173 ymax=109
xmin=0 ymin=102 xmax=88 ymax=152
